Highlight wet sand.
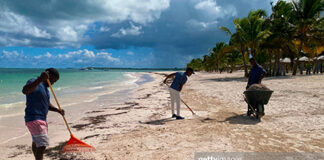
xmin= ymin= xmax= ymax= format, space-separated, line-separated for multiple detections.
xmin=1 ymin=71 xmax=324 ymax=159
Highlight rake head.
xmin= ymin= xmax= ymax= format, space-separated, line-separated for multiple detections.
xmin=62 ymin=134 xmax=96 ymax=153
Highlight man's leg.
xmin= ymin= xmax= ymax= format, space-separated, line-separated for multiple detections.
xmin=175 ymin=90 xmax=181 ymax=116
xmin=26 ymin=120 xmax=49 ymax=160
xmin=34 ymin=145 xmax=46 ymax=160
xmin=170 ymin=88 xmax=175 ymax=116
xmin=32 ymin=142 xmax=37 ymax=158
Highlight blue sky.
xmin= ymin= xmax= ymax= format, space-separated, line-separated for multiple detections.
xmin=0 ymin=0 xmax=277 ymax=68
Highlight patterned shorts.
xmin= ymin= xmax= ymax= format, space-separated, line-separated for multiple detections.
xmin=26 ymin=120 xmax=49 ymax=147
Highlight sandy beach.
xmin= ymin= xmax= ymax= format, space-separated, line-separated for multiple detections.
xmin=1 ymin=71 xmax=324 ymax=160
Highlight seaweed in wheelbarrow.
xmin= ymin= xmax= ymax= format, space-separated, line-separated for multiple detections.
xmin=243 ymin=86 xmax=273 ymax=120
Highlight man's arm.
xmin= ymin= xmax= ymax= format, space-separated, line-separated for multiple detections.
xmin=22 ymin=72 xmax=49 ymax=95
xmin=179 ymin=84 xmax=184 ymax=92
xmin=163 ymin=73 xmax=176 ymax=84
xmin=49 ymin=103 xmax=65 ymax=116
xmin=258 ymin=73 xmax=266 ymax=84
xmin=258 ymin=67 xmax=266 ymax=84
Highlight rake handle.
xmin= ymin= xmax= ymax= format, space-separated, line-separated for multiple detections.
xmin=47 ymin=79 xmax=73 ymax=136
xmin=180 ymin=99 xmax=196 ymax=115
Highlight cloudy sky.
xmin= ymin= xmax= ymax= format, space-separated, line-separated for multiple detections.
xmin=0 ymin=0 xmax=277 ymax=68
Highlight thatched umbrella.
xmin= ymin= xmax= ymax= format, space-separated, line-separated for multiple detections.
xmin=298 ymin=56 xmax=309 ymax=62
xmin=314 ymin=55 xmax=324 ymax=73
xmin=279 ymin=58 xmax=292 ymax=75
xmin=317 ymin=55 xmax=324 ymax=61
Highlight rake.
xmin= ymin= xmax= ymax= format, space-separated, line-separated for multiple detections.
xmin=47 ymin=79 xmax=95 ymax=153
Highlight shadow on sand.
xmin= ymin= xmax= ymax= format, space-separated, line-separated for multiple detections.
xmin=202 ymin=75 xmax=294 ymax=83
xmin=202 ymin=77 xmax=247 ymax=82
xmin=44 ymin=141 xmax=69 ymax=160
xmin=219 ymin=113 xmax=260 ymax=125
xmin=139 ymin=117 xmax=176 ymax=125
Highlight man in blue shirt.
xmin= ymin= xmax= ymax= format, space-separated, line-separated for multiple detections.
xmin=22 ymin=68 xmax=64 ymax=160
xmin=163 ymin=68 xmax=194 ymax=120
xmin=246 ymin=58 xmax=266 ymax=117
xmin=246 ymin=58 xmax=266 ymax=89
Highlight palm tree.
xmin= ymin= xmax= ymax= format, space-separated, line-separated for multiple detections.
xmin=244 ymin=9 xmax=270 ymax=58
xmin=291 ymin=0 xmax=324 ymax=75
xmin=202 ymin=54 xmax=213 ymax=72
xmin=223 ymin=50 xmax=242 ymax=73
xmin=220 ymin=9 xmax=270 ymax=77
xmin=187 ymin=58 xmax=203 ymax=71
xmin=188 ymin=0 xmax=324 ymax=76
xmin=219 ymin=25 xmax=249 ymax=77
xmin=210 ymin=42 xmax=228 ymax=72
xmin=262 ymin=0 xmax=296 ymax=76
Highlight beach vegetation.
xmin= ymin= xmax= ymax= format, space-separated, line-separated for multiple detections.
xmin=187 ymin=0 xmax=324 ymax=76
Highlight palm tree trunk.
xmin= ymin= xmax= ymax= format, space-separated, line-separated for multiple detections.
xmin=268 ymin=52 xmax=272 ymax=76
xmin=286 ymin=46 xmax=294 ymax=73
xmin=313 ymin=58 xmax=318 ymax=74
xmin=275 ymin=52 xmax=280 ymax=76
xmin=241 ymin=47 xmax=248 ymax=77
xmin=252 ymin=48 xmax=256 ymax=58
xmin=293 ymin=41 xmax=303 ymax=75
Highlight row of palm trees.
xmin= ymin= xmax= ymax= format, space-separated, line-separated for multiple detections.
xmin=187 ymin=0 xmax=324 ymax=77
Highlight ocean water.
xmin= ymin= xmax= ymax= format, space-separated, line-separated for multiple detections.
xmin=0 ymin=68 xmax=145 ymax=115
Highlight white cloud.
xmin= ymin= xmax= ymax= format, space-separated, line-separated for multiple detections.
xmin=97 ymin=52 xmax=120 ymax=62
xmin=44 ymin=52 xmax=52 ymax=58
xmin=223 ymin=5 xmax=238 ymax=17
xmin=33 ymin=52 xmax=51 ymax=59
xmin=0 ymin=11 xmax=51 ymax=39
xmin=187 ymin=19 xmax=218 ymax=30
xmin=84 ymin=50 xmax=95 ymax=58
xmin=74 ymin=59 xmax=83 ymax=63
xmin=1 ymin=50 xmax=27 ymax=61
xmin=194 ymin=0 xmax=237 ymax=19
xmin=1 ymin=49 xmax=121 ymax=67
xmin=50 ymin=49 xmax=120 ymax=66
xmin=195 ymin=0 xmax=221 ymax=15
xmin=57 ymin=26 xmax=79 ymax=42
xmin=99 ymin=26 xmax=110 ymax=32
xmin=0 ymin=0 xmax=170 ymax=47
xmin=95 ymin=0 xmax=170 ymax=24
xmin=34 ymin=55 xmax=42 ymax=59
xmin=3 ymin=50 xmax=19 ymax=58
xmin=27 ymin=26 xmax=51 ymax=39
xmin=126 ymin=51 xmax=134 ymax=55
xmin=111 ymin=23 xmax=143 ymax=38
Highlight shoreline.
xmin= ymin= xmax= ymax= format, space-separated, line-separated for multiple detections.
xmin=1 ymin=71 xmax=324 ymax=159
xmin=0 ymin=72 xmax=154 ymax=159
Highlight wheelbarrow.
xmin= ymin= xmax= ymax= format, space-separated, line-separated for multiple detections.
xmin=243 ymin=90 xmax=273 ymax=120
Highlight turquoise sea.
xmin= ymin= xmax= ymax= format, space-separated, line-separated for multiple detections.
xmin=0 ymin=68 xmax=182 ymax=118
xmin=0 ymin=68 xmax=147 ymax=111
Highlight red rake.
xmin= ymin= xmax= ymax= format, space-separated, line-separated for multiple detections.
xmin=47 ymin=79 xmax=96 ymax=153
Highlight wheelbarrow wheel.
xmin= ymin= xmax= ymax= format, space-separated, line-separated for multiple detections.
xmin=247 ymin=107 xmax=253 ymax=117
xmin=256 ymin=104 xmax=265 ymax=120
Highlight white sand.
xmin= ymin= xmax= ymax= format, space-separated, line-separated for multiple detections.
xmin=1 ymin=71 xmax=323 ymax=160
